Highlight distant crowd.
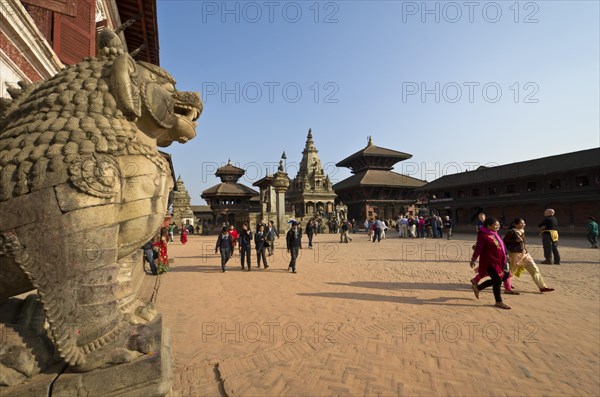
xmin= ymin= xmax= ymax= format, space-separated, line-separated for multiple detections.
xmin=141 ymin=211 xmax=599 ymax=311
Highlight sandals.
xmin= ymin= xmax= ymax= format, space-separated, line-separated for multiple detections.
xmin=471 ymin=283 xmax=480 ymax=299
xmin=495 ymin=302 xmax=511 ymax=310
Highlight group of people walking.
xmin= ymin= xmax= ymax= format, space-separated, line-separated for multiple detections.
xmin=470 ymin=211 xmax=558 ymax=310
xmin=396 ymin=214 xmax=453 ymax=240
xmin=214 ymin=220 xmax=303 ymax=273
xmin=364 ymin=216 xmax=387 ymax=242
xmin=145 ymin=208 xmax=597 ymax=299
xmin=361 ymin=214 xmax=454 ymax=241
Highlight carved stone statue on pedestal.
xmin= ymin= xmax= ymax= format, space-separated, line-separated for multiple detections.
xmin=0 ymin=27 xmax=201 ymax=395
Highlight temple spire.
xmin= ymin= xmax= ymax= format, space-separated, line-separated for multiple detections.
xmin=287 ymin=127 xmax=337 ymax=217
xmin=304 ymin=128 xmax=316 ymax=152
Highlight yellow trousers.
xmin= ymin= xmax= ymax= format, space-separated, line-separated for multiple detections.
xmin=508 ymin=252 xmax=547 ymax=290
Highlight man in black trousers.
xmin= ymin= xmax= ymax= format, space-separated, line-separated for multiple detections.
xmin=238 ymin=223 xmax=253 ymax=271
xmin=266 ymin=220 xmax=279 ymax=256
xmin=255 ymin=224 xmax=269 ymax=269
xmin=215 ymin=226 xmax=234 ymax=272
xmin=539 ymin=208 xmax=561 ymax=264
xmin=286 ymin=221 xmax=302 ymax=274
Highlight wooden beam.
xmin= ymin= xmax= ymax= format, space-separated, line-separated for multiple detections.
xmin=21 ymin=0 xmax=76 ymax=17
xmin=136 ymin=0 xmax=151 ymax=63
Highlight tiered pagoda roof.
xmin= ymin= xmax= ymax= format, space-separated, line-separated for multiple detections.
xmin=202 ymin=160 xmax=259 ymax=198
xmin=333 ymin=137 xmax=425 ymax=191
xmin=336 ymin=136 xmax=412 ymax=173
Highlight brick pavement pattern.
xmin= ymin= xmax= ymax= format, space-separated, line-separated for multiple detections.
xmin=154 ymin=233 xmax=600 ymax=396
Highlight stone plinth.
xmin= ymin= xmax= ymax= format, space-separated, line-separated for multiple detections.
xmin=0 ymin=316 xmax=172 ymax=397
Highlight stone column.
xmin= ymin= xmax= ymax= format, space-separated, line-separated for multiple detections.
xmin=272 ymin=168 xmax=290 ymax=233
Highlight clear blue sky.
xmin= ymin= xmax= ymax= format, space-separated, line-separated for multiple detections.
xmin=156 ymin=0 xmax=600 ymax=204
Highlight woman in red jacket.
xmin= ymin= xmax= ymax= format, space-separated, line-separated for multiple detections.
xmin=152 ymin=227 xmax=170 ymax=274
xmin=470 ymin=217 xmax=511 ymax=309
xmin=180 ymin=223 xmax=188 ymax=245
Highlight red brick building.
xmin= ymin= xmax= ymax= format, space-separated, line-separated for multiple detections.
xmin=1 ymin=0 xmax=160 ymax=98
xmin=416 ymin=148 xmax=600 ymax=232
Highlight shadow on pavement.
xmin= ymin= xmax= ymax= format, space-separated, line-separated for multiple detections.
xmin=167 ymin=265 xmax=223 ymax=273
xmin=327 ymin=281 xmax=472 ymax=292
xmin=167 ymin=264 xmax=293 ymax=273
xmin=537 ymin=260 xmax=600 ymax=265
xmin=297 ymin=292 xmax=481 ymax=307
xmin=365 ymin=258 xmax=469 ymax=263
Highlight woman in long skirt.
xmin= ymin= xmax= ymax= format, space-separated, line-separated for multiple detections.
xmin=153 ymin=227 xmax=169 ymax=274
xmin=180 ymin=223 xmax=188 ymax=245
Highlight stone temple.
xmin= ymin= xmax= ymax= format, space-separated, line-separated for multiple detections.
xmin=286 ymin=129 xmax=337 ymax=219
xmin=171 ymin=175 xmax=195 ymax=227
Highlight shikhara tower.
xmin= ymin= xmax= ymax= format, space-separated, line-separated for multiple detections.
xmin=172 ymin=175 xmax=195 ymax=226
xmin=286 ymin=129 xmax=337 ymax=218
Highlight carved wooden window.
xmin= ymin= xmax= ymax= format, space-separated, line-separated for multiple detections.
xmin=52 ymin=0 xmax=96 ymax=65
xmin=575 ymin=176 xmax=589 ymax=187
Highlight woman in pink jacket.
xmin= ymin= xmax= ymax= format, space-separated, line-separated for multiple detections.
xmin=470 ymin=217 xmax=512 ymax=309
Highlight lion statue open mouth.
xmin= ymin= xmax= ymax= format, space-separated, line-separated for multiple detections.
xmin=0 ymin=27 xmax=202 ymax=383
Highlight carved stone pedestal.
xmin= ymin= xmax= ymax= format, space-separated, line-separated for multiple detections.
xmin=0 ymin=316 xmax=172 ymax=397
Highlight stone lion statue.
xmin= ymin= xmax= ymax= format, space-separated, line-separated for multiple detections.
xmin=0 ymin=27 xmax=201 ymax=384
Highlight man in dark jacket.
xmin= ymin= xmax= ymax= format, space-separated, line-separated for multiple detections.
xmin=340 ymin=220 xmax=352 ymax=243
xmin=539 ymin=209 xmax=561 ymax=264
xmin=443 ymin=216 xmax=453 ymax=240
xmin=265 ymin=221 xmax=279 ymax=256
xmin=255 ymin=224 xmax=269 ymax=269
xmin=238 ymin=223 xmax=253 ymax=271
xmin=255 ymin=219 xmax=267 ymax=234
xmin=142 ymin=239 xmax=158 ymax=275
xmin=215 ymin=226 xmax=234 ymax=272
xmin=305 ymin=220 xmax=315 ymax=248
xmin=286 ymin=221 xmax=302 ymax=273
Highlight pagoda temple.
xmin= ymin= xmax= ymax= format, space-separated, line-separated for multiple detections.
xmin=333 ymin=137 xmax=426 ymax=222
xmin=286 ymin=129 xmax=337 ymax=218
xmin=201 ymin=160 xmax=260 ymax=229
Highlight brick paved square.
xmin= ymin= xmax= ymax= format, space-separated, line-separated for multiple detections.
xmin=155 ymin=233 xmax=600 ymax=396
